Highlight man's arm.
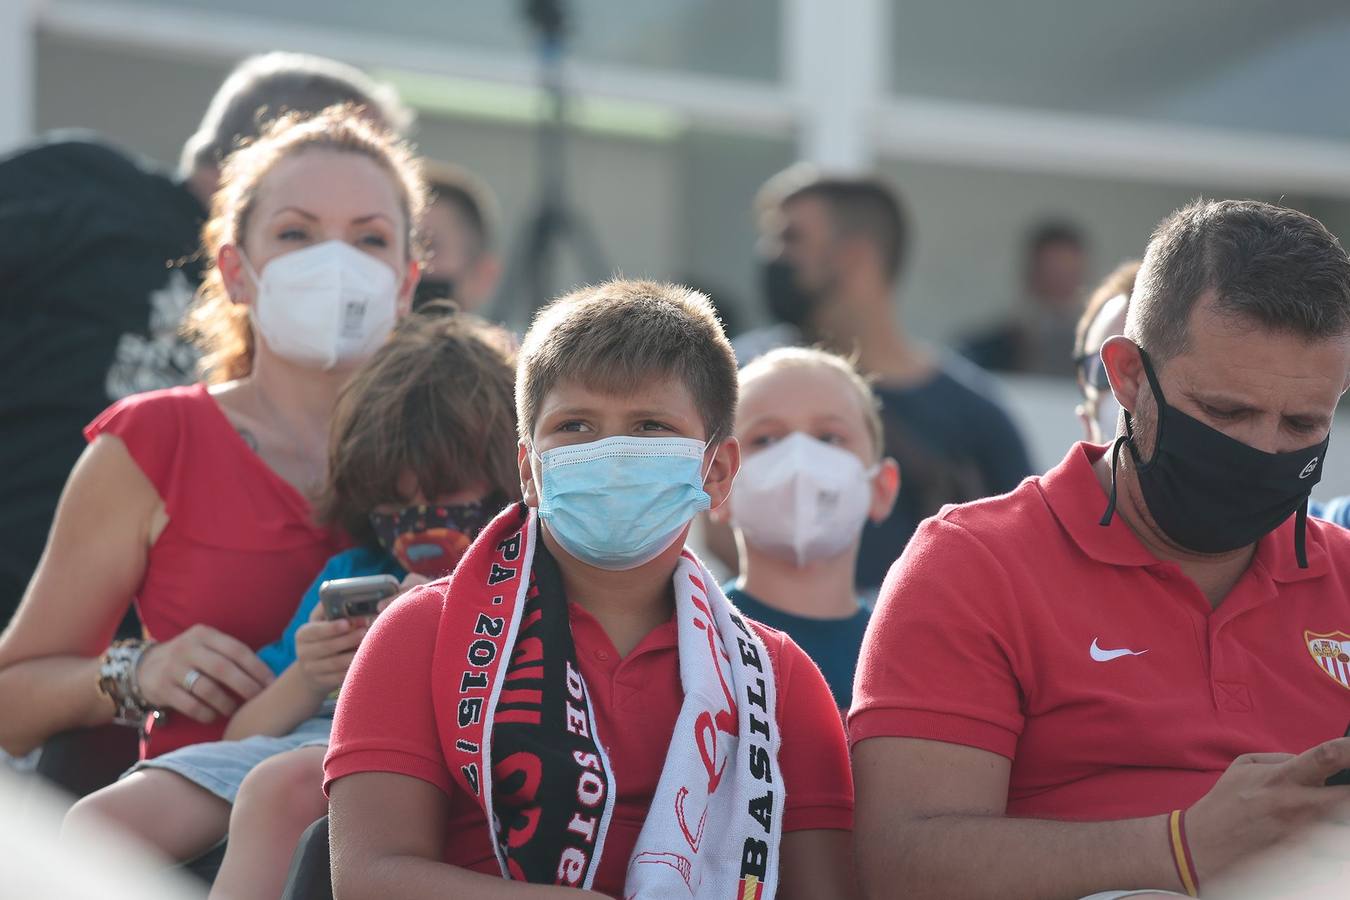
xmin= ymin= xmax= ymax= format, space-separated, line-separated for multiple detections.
xmin=854 ymin=738 xmax=1176 ymax=900
xmin=853 ymin=736 xmax=1350 ymax=900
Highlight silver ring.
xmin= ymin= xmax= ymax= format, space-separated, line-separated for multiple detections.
xmin=182 ymin=669 xmax=202 ymax=694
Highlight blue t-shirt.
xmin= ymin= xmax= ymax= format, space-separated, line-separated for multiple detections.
xmin=724 ymin=585 xmax=867 ymax=710
xmin=1312 ymin=496 xmax=1350 ymax=529
xmin=860 ymin=354 xmax=1033 ymax=589
xmin=257 ymin=546 xmax=405 ymax=676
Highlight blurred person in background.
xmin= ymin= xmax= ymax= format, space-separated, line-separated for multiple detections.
xmin=414 ymin=161 xmax=502 ymax=314
xmin=1075 ymin=260 xmax=1140 ymax=444
xmin=0 ymin=108 xmax=423 ymax=768
xmin=853 ymin=199 xmax=1350 ymax=900
xmin=0 ymin=52 xmax=410 ymax=629
xmin=722 ymin=166 xmax=1031 ymax=593
xmin=679 ymin=276 xmax=746 ymax=343
xmin=961 ymin=220 xmax=1089 ymax=376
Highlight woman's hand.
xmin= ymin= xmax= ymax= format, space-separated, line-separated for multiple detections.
xmin=137 ymin=624 xmax=276 ymax=723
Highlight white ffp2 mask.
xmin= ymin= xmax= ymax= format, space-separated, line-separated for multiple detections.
xmin=729 ymin=431 xmax=876 ymax=567
xmin=244 ymin=240 xmax=399 ymax=370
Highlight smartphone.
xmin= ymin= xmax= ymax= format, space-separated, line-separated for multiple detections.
xmin=1325 ymin=721 xmax=1350 ymax=786
xmin=319 ymin=574 xmax=401 ymax=621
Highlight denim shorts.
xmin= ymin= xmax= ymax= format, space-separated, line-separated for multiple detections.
xmin=125 ymin=703 xmax=335 ymax=803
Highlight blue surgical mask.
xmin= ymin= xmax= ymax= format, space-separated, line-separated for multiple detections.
xmin=533 ymin=435 xmax=713 ymax=571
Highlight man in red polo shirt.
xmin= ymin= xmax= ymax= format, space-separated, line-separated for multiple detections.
xmin=852 ymin=199 xmax=1350 ymax=899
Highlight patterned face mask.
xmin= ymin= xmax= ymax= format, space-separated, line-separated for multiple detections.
xmin=369 ymin=499 xmax=500 ymax=577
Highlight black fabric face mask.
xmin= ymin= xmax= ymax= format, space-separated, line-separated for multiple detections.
xmin=1100 ymin=346 xmax=1328 ymax=568
xmin=760 ymin=257 xmax=819 ymax=329
xmin=413 ymin=277 xmax=457 ymax=311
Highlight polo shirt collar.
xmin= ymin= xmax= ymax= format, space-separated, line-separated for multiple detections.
xmin=1039 ymin=442 xmax=1328 ymax=582
xmin=1041 ymin=443 xmax=1156 ymax=568
xmin=567 ymin=600 xmax=679 ymax=656
xmin=1252 ymin=510 xmax=1329 ymax=583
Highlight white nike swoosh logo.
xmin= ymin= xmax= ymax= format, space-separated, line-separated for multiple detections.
xmin=1090 ymin=638 xmax=1148 ymax=662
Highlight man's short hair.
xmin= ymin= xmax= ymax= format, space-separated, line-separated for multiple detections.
xmin=740 ymin=346 xmax=884 ymax=459
xmin=180 ymin=52 xmax=412 ymax=175
xmin=1027 ymin=220 xmax=1086 ymax=257
xmin=1074 ymin=259 xmax=1141 ymax=359
xmin=516 ymin=279 xmax=738 ymax=444
xmin=758 ymin=165 xmax=910 ymax=282
xmin=1127 ymin=199 xmax=1350 ymax=363
xmin=424 ymin=160 xmax=500 ymax=258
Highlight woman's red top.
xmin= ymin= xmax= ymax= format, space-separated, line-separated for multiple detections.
xmin=85 ymin=384 xmax=343 ymax=757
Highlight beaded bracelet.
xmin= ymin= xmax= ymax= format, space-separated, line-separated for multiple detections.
xmin=97 ymin=639 xmax=158 ymax=728
xmin=1168 ymin=808 xmax=1200 ymax=897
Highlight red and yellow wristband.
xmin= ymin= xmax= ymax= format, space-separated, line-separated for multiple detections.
xmin=1168 ymin=809 xmax=1200 ymax=897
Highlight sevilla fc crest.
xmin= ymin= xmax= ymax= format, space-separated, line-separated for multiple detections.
xmin=1305 ymin=631 xmax=1350 ymax=690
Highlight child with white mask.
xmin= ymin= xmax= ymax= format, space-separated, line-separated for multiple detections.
xmin=713 ymin=347 xmax=900 ymax=709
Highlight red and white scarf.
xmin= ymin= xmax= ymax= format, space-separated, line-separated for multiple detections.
xmin=434 ymin=503 xmax=783 ymax=898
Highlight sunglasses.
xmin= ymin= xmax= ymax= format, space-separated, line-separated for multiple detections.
xmin=1073 ymin=351 xmax=1111 ymax=392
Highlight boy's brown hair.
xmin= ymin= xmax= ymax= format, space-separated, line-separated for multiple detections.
xmin=516 ymin=279 xmax=738 ymax=443
xmin=318 ymin=305 xmax=520 ymax=545
xmin=739 ymin=347 xmax=884 ymax=459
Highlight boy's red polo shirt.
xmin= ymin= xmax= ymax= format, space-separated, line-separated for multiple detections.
xmin=327 ymin=584 xmax=852 ymax=897
xmin=850 ymin=442 xmax=1350 ymax=821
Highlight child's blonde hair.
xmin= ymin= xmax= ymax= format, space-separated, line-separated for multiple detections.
xmin=739 ymin=347 xmax=883 ymax=458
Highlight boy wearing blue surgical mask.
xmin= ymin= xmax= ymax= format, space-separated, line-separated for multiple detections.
xmin=711 ymin=348 xmax=900 ymax=710
xmin=326 ymin=280 xmax=856 ymax=900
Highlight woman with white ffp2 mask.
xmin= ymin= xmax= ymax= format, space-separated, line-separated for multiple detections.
xmin=710 ymin=348 xmax=899 ymax=709
xmin=9 ymin=109 xmax=426 ymax=900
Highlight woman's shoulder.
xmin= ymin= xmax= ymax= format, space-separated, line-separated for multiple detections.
xmin=83 ymin=386 xmax=221 ymax=493
xmin=86 ymin=384 xmax=214 ymax=439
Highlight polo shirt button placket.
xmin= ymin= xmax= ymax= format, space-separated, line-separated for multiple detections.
xmin=1156 ymin=564 xmax=1215 ymax=691
xmin=1208 ymin=618 xmax=1252 ymax=714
